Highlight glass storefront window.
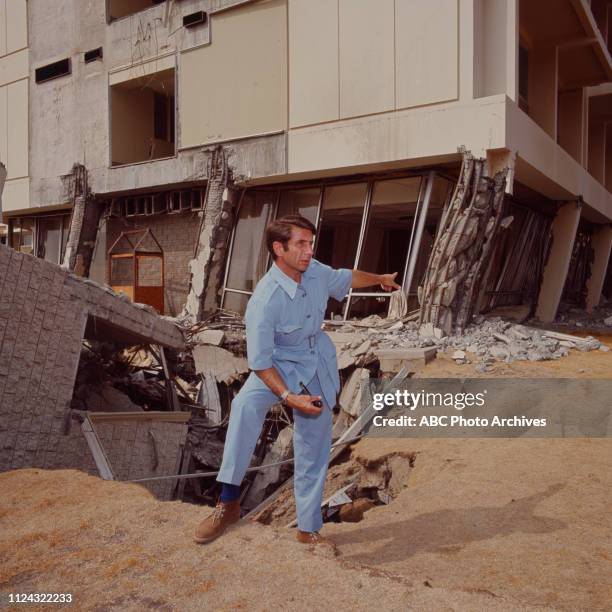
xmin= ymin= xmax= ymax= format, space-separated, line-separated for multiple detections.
xmin=347 ymin=295 xmax=390 ymax=319
xmin=10 ymin=218 xmax=35 ymax=255
xmin=223 ymin=291 xmax=251 ymax=315
xmin=224 ymin=191 xmax=276 ymax=294
xmin=37 ymin=217 xmax=63 ymax=263
xmin=404 ymin=176 xmax=452 ymax=298
xmin=277 ymin=188 xmax=320 ymax=228
xmin=357 ymin=177 xmax=422 ymax=290
xmin=315 ymin=182 xmax=367 ymax=270
xmin=222 ymin=173 xmax=452 ymax=319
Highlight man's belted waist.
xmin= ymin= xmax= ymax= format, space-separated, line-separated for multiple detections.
xmin=274 ymin=334 xmax=318 ymax=355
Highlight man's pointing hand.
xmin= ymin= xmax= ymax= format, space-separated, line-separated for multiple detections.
xmin=380 ymin=272 xmax=401 ymax=292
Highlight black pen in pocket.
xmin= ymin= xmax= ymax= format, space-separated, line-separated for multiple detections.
xmin=299 ymin=381 xmax=323 ymax=407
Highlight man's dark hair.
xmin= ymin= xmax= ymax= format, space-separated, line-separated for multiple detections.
xmin=265 ymin=215 xmax=317 ymax=259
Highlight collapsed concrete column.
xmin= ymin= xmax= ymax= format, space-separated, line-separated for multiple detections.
xmin=585 ymin=225 xmax=612 ymax=312
xmin=418 ymin=150 xmax=508 ymax=334
xmin=184 ymin=147 xmax=239 ymax=321
xmin=535 ymin=200 xmax=581 ymax=322
xmin=61 ymin=164 xmax=103 ymax=277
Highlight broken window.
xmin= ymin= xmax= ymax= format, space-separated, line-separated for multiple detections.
xmin=9 ymin=217 xmax=35 ymax=254
xmin=346 ymin=178 xmax=422 ymax=318
xmin=223 ymin=191 xmax=276 ymax=313
xmin=276 ymin=188 xmax=319 ymax=228
xmin=315 ymin=183 xmax=367 ymax=270
xmin=107 ymin=0 xmax=165 ymax=22
xmin=222 ymin=172 xmax=454 ymax=319
xmin=37 ymin=217 xmax=63 ymax=263
xmin=482 ymin=200 xmax=553 ymax=312
xmin=9 ymin=214 xmax=71 ymax=263
xmin=110 ymin=68 xmax=175 ymax=166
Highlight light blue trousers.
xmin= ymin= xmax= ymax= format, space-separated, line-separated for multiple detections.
xmin=217 ymin=372 xmax=332 ymax=533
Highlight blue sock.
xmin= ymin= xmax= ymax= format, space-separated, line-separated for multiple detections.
xmin=219 ymin=483 xmax=241 ymax=503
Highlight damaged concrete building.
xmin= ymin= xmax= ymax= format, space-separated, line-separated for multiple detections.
xmin=0 ymin=0 xmax=610 ymax=325
xmin=0 ymin=242 xmax=188 ymax=498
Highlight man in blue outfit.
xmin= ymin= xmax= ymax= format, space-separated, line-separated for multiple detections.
xmin=195 ymin=215 xmax=400 ymax=547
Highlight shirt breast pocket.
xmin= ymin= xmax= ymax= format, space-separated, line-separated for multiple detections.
xmin=275 ymin=322 xmax=303 ymax=346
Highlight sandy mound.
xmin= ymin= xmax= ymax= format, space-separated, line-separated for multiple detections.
xmin=1 ymin=469 xmax=541 ymax=611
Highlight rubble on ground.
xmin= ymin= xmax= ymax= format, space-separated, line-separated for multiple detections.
xmin=323 ymin=312 xmax=606 ymax=373
xmin=553 ymin=301 xmax=612 ymax=329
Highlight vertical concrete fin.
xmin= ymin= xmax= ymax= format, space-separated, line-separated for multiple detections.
xmin=535 ymin=200 xmax=582 ymax=323
xmin=183 ymin=146 xmax=237 ymax=321
xmin=61 ymin=163 xmax=102 ymax=277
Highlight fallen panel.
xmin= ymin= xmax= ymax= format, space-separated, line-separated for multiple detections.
xmin=192 ymin=344 xmax=248 ymax=384
xmin=0 ymin=244 xmax=185 ymax=473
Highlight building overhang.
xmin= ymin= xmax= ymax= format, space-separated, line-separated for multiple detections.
xmin=521 ymin=0 xmax=612 ymax=88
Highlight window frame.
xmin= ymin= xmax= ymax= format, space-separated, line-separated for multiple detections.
xmin=221 ymin=171 xmax=452 ymax=320
xmin=9 ymin=212 xmax=72 ymax=265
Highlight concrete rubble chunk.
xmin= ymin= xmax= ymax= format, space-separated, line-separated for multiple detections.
xmin=604 ymin=316 xmax=612 ymax=326
xmin=339 ymin=368 xmax=370 ymax=418
xmin=558 ymin=340 xmax=575 ymax=348
xmin=337 ymin=349 xmax=356 ymax=370
xmin=352 ymin=340 xmax=372 ymax=357
xmin=489 ymin=345 xmax=508 ymax=359
xmin=376 ymin=347 xmax=437 ymax=372
xmin=452 ymin=350 xmax=466 ymax=361
xmin=326 ymin=331 xmax=368 ymax=346
xmin=192 ymin=345 xmax=248 ymax=384
xmin=192 ymin=329 xmax=225 ymax=346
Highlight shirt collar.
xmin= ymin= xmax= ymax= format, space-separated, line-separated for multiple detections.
xmin=270 ymin=262 xmax=298 ymax=299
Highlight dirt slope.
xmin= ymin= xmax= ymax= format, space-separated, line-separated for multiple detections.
xmin=1 ymin=344 xmax=610 ymax=611
xmin=0 ymin=469 xmax=536 ymax=612
xmin=326 ymin=438 xmax=612 ymax=611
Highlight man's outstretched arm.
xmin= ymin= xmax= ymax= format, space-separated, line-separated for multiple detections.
xmin=352 ymin=270 xmax=401 ymax=292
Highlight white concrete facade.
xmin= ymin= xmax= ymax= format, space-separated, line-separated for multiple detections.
xmin=0 ymin=0 xmax=610 ymax=317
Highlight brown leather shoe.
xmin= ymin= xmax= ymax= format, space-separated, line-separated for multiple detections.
xmin=296 ymin=530 xmax=338 ymax=554
xmin=194 ymin=500 xmax=240 ymax=544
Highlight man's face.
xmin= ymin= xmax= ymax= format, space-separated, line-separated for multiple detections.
xmin=274 ymin=226 xmax=314 ymax=273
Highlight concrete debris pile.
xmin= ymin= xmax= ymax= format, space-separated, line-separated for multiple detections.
xmin=324 ymin=314 xmax=606 ymax=373
xmin=554 ymin=301 xmax=612 ymax=329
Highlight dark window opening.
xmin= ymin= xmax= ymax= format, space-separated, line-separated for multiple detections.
xmin=114 ymin=187 xmax=205 ymax=217
xmin=183 ymin=11 xmax=207 ymax=28
xmin=84 ymin=47 xmax=103 ymax=63
xmin=35 ymin=59 xmax=71 ymax=84
xmin=108 ymin=0 xmax=165 ymax=22
xmin=110 ymin=68 xmax=176 ymax=166
xmin=154 ymin=93 xmax=169 ymax=141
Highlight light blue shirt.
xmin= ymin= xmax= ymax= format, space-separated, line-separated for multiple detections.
xmin=244 ymin=259 xmax=353 ymax=408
